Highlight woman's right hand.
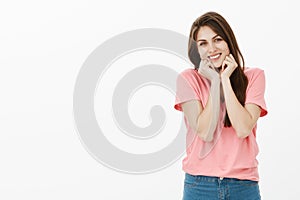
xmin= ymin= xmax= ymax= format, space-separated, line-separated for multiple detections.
xmin=198 ymin=59 xmax=220 ymax=81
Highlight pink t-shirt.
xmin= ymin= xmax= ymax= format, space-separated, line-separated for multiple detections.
xmin=174 ymin=67 xmax=267 ymax=181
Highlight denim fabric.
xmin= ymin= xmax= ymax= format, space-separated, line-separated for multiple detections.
xmin=183 ymin=173 xmax=261 ymax=200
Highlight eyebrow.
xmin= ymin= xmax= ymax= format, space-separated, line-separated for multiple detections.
xmin=197 ymin=34 xmax=219 ymax=42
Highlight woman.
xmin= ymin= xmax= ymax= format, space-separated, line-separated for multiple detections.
xmin=174 ymin=12 xmax=267 ymax=200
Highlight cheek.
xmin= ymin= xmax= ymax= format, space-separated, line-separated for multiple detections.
xmin=216 ymin=42 xmax=230 ymax=55
xmin=224 ymin=47 xmax=230 ymax=55
xmin=197 ymin=47 xmax=207 ymax=58
xmin=221 ymin=43 xmax=230 ymax=55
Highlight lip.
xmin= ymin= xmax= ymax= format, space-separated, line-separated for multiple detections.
xmin=208 ymin=53 xmax=221 ymax=61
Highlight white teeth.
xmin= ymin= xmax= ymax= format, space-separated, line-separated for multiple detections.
xmin=209 ymin=54 xmax=220 ymax=59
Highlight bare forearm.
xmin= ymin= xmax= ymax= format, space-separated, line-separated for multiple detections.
xmin=196 ymin=78 xmax=220 ymax=141
xmin=221 ymin=77 xmax=256 ymax=138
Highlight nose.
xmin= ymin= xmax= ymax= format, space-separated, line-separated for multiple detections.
xmin=207 ymin=42 xmax=216 ymax=53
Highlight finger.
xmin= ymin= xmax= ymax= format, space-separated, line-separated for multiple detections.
xmin=221 ymin=60 xmax=227 ymax=72
xmin=229 ymin=54 xmax=236 ymax=64
xmin=200 ymin=59 xmax=208 ymax=65
xmin=207 ymin=59 xmax=214 ymax=68
xmin=225 ymin=56 xmax=232 ymax=62
xmin=202 ymin=59 xmax=211 ymax=69
xmin=223 ymin=60 xmax=232 ymax=69
xmin=203 ymin=56 xmax=210 ymax=61
xmin=223 ymin=60 xmax=229 ymax=66
xmin=228 ymin=55 xmax=238 ymax=67
xmin=225 ymin=57 xmax=236 ymax=67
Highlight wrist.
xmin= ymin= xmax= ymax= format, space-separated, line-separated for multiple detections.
xmin=210 ymin=74 xmax=220 ymax=82
xmin=221 ymin=75 xmax=230 ymax=83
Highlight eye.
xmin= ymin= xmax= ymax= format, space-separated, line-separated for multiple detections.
xmin=214 ymin=37 xmax=223 ymax=42
xmin=199 ymin=42 xmax=207 ymax=46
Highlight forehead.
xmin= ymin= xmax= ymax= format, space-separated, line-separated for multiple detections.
xmin=196 ymin=26 xmax=217 ymax=40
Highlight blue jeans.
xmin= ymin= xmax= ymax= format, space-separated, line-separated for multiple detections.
xmin=183 ymin=173 xmax=261 ymax=200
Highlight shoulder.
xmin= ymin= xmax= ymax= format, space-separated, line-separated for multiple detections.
xmin=178 ymin=68 xmax=207 ymax=82
xmin=244 ymin=67 xmax=265 ymax=82
xmin=179 ymin=68 xmax=198 ymax=77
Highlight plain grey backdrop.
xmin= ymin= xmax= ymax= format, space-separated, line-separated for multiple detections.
xmin=1 ymin=0 xmax=299 ymax=199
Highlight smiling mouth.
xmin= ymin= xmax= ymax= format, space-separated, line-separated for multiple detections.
xmin=208 ymin=53 xmax=221 ymax=60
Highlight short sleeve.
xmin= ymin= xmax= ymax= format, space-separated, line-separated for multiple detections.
xmin=245 ymin=68 xmax=268 ymax=117
xmin=174 ymin=69 xmax=207 ymax=111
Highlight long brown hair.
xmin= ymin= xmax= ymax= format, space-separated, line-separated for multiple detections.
xmin=188 ymin=11 xmax=248 ymax=127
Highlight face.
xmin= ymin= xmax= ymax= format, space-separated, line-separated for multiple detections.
xmin=196 ymin=25 xmax=230 ymax=68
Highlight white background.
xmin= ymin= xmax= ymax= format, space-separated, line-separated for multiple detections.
xmin=1 ymin=0 xmax=300 ymax=199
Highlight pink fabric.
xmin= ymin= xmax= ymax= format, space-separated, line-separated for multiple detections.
xmin=174 ymin=67 xmax=267 ymax=181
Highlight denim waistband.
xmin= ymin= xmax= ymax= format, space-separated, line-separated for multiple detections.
xmin=185 ymin=173 xmax=258 ymax=183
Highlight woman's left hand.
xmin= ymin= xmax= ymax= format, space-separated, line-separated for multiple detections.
xmin=221 ymin=54 xmax=238 ymax=79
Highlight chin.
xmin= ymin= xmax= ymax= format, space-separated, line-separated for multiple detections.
xmin=211 ymin=61 xmax=222 ymax=69
xmin=213 ymin=64 xmax=222 ymax=69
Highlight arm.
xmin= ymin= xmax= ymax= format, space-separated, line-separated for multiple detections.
xmin=221 ymin=77 xmax=261 ymax=138
xmin=221 ymin=54 xmax=261 ymax=138
xmin=181 ymin=78 xmax=220 ymax=142
xmin=181 ymin=58 xmax=221 ymax=142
